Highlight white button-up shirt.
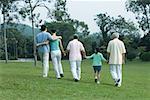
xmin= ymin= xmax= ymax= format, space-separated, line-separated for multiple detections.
xmin=107 ymin=38 xmax=126 ymax=64
xmin=67 ymin=39 xmax=85 ymax=61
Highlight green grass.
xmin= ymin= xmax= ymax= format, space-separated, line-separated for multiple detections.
xmin=0 ymin=60 xmax=150 ymax=100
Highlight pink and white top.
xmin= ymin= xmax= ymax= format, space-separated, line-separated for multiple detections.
xmin=67 ymin=39 xmax=85 ymax=61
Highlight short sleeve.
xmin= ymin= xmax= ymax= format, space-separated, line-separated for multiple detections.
xmin=121 ymin=42 xmax=126 ymax=53
xmin=47 ymin=32 xmax=53 ymax=40
xmin=80 ymin=43 xmax=85 ymax=52
xmin=86 ymin=54 xmax=94 ymax=59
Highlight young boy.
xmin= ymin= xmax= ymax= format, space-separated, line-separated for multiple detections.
xmin=85 ymin=48 xmax=107 ymax=84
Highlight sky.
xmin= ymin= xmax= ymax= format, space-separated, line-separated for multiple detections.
xmin=0 ymin=0 xmax=137 ymax=34
xmin=66 ymin=0 xmax=136 ymax=33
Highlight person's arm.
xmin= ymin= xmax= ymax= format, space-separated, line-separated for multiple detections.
xmin=121 ymin=42 xmax=126 ymax=64
xmin=59 ymin=39 xmax=66 ymax=56
xmin=47 ymin=32 xmax=62 ymax=41
xmin=122 ymin=53 xmax=125 ymax=64
xmin=65 ymin=42 xmax=70 ymax=55
xmin=81 ymin=50 xmax=86 ymax=58
xmin=51 ymin=35 xmax=62 ymax=40
xmin=107 ymin=41 xmax=111 ymax=63
xmin=107 ymin=52 xmax=110 ymax=64
xmin=80 ymin=43 xmax=86 ymax=58
xmin=101 ymin=54 xmax=107 ymax=61
xmin=85 ymin=54 xmax=93 ymax=59
xmin=36 ymin=41 xmax=49 ymax=47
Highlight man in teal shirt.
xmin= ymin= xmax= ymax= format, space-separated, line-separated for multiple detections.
xmin=86 ymin=48 xmax=107 ymax=84
xmin=36 ymin=25 xmax=61 ymax=78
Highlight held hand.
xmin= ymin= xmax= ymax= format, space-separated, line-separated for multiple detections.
xmin=63 ymin=52 xmax=66 ymax=56
xmin=122 ymin=59 xmax=125 ymax=64
xmin=106 ymin=60 xmax=109 ymax=64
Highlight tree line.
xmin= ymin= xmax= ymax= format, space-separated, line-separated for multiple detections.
xmin=0 ymin=0 xmax=150 ymax=62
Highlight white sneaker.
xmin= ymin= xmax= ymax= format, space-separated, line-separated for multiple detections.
xmin=43 ymin=75 xmax=47 ymax=78
xmin=117 ymin=84 xmax=121 ymax=87
xmin=97 ymin=81 xmax=100 ymax=84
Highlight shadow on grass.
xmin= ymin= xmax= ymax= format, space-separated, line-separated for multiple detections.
xmin=101 ymin=82 xmax=114 ymax=86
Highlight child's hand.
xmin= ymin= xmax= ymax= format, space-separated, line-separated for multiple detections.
xmin=63 ymin=52 xmax=66 ymax=56
xmin=106 ymin=60 xmax=109 ymax=64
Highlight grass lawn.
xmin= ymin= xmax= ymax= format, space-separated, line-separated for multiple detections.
xmin=0 ymin=60 xmax=150 ymax=100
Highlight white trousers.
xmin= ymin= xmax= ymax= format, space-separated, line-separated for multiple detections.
xmin=39 ymin=52 xmax=49 ymax=77
xmin=51 ymin=50 xmax=63 ymax=78
xmin=70 ymin=61 xmax=81 ymax=80
xmin=110 ymin=64 xmax=122 ymax=85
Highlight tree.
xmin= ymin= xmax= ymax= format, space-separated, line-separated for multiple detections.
xmin=126 ymin=0 xmax=150 ymax=33
xmin=0 ymin=0 xmax=19 ymax=63
xmin=46 ymin=21 xmax=75 ymax=48
xmin=52 ymin=0 xmax=70 ymax=22
xmin=68 ymin=19 xmax=90 ymax=39
xmin=52 ymin=0 xmax=90 ymax=38
xmin=94 ymin=13 xmax=140 ymax=47
xmin=126 ymin=0 xmax=150 ymax=57
xmin=0 ymin=34 xmax=5 ymax=59
xmin=18 ymin=0 xmax=51 ymax=66
xmin=112 ymin=15 xmax=139 ymax=36
xmin=94 ymin=13 xmax=113 ymax=45
xmin=139 ymin=32 xmax=150 ymax=51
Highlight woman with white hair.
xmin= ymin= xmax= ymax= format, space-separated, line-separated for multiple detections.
xmin=107 ymin=32 xmax=126 ymax=87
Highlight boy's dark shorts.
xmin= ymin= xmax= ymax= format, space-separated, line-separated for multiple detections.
xmin=93 ymin=66 xmax=102 ymax=73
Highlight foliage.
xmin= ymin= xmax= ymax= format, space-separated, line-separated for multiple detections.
xmin=140 ymin=51 xmax=150 ymax=61
xmin=112 ymin=15 xmax=139 ymax=36
xmin=94 ymin=13 xmax=139 ymax=46
xmin=126 ymin=47 xmax=138 ymax=61
xmin=94 ymin=13 xmax=112 ymax=45
xmin=126 ymin=0 xmax=150 ymax=32
xmin=0 ymin=0 xmax=19 ymax=23
xmin=46 ymin=21 xmax=75 ymax=48
xmin=67 ymin=19 xmax=90 ymax=38
xmin=0 ymin=28 xmax=34 ymax=60
xmin=52 ymin=0 xmax=90 ymax=38
xmin=0 ymin=35 xmax=5 ymax=59
xmin=52 ymin=0 xmax=70 ymax=21
xmin=139 ymin=33 xmax=150 ymax=51
xmin=81 ymin=33 xmax=103 ymax=55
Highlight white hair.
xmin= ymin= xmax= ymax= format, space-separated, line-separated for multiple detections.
xmin=111 ymin=32 xmax=119 ymax=39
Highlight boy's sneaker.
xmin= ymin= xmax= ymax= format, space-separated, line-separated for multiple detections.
xmin=95 ymin=79 xmax=97 ymax=83
xmin=97 ymin=81 xmax=100 ymax=84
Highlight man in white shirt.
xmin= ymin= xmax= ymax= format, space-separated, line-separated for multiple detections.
xmin=66 ymin=34 xmax=86 ymax=82
xmin=107 ymin=32 xmax=126 ymax=87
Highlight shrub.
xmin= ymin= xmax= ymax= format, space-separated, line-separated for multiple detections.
xmin=127 ymin=48 xmax=137 ymax=61
xmin=140 ymin=52 xmax=150 ymax=61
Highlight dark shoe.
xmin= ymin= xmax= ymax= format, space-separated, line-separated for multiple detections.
xmin=117 ymin=79 xmax=120 ymax=83
xmin=95 ymin=79 xmax=97 ymax=83
xmin=60 ymin=74 xmax=64 ymax=77
xmin=74 ymin=79 xmax=79 ymax=82
xmin=115 ymin=83 xmax=118 ymax=87
xmin=115 ymin=79 xmax=120 ymax=86
xmin=57 ymin=78 xmax=61 ymax=79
